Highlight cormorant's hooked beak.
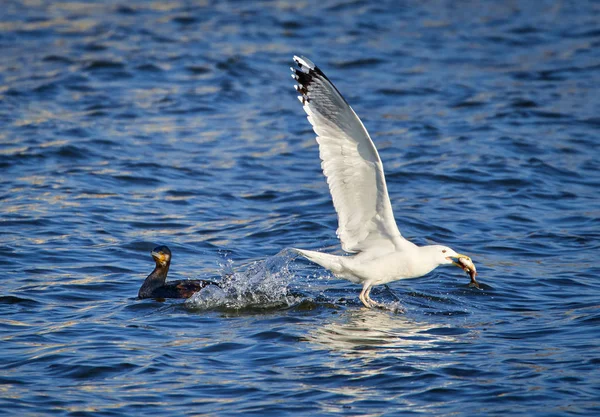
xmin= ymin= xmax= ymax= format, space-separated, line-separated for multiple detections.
xmin=446 ymin=254 xmax=480 ymax=289
xmin=151 ymin=251 xmax=169 ymax=267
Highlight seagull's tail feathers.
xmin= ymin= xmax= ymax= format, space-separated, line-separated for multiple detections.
xmin=292 ymin=248 xmax=344 ymax=275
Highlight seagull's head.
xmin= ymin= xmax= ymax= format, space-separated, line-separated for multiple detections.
xmin=429 ymin=245 xmax=479 ymax=288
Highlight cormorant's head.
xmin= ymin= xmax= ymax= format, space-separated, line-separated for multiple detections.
xmin=151 ymin=246 xmax=171 ymax=267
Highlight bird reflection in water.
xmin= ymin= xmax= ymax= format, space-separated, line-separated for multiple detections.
xmin=304 ymin=308 xmax=463 ymax=355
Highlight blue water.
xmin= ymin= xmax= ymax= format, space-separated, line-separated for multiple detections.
xmin=2 ymin=0 xmax=599 ymax=415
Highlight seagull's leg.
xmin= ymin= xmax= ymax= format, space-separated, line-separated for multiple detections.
xmin=365 ymin=285 xmax=384 ymax=308
xmin=359 ymin=284 xmax=373 ymax=308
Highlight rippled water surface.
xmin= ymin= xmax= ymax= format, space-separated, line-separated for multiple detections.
xmin=2 ymin=1 xmax=599 ymax=415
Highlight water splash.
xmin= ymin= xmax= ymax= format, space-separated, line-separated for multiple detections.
xmin=185 ymin=249 xmax=301 ymax=311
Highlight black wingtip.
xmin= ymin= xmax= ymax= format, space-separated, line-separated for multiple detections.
xmin=291 ymin=56 xmax=350 ymax=108
xmin=292 ymin=68 xmax=313 ymax=92
xmin=292 ymin=56 xmax=323 ymax=104
xmin=293 ymin=55 xmax=316 ymax=70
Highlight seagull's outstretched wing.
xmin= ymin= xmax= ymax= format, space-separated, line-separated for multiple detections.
xmin=292 ymin=56 xmax=403 ymax=253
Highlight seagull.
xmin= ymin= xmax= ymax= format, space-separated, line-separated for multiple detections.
xmin=290 ymin=56 xmax=478 ymax=309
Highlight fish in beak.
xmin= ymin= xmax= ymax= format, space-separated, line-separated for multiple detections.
xmin=450 ymin=255 xmax=479 ymax=289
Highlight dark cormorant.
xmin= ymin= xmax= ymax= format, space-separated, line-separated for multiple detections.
xmin=138 ymin=246 xmax=218 ymax=299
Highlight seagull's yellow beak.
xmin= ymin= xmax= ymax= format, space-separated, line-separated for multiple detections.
xmin=446 ymin=254 xmax=479 ymax=289
xmin=447 ymin=254 xmax=473 ymax=269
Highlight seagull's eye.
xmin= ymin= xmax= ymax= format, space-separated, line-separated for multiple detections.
xmin=442 ymin=250 xmax=447 ymax=253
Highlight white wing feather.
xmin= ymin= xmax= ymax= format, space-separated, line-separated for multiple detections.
xmin=292 ymin=56 xmax=403 ymax=253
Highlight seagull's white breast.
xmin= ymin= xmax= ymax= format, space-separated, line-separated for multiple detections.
xmin=339 ymin=249 xmax=440 ymax=286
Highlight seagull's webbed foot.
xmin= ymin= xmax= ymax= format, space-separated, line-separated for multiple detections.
xmin=360 ymin=283 xmax=383 ymax=309
xmin=360 ymin=284 xmax=401 ymax=310
xmin=368 ymin=298 xmax=386 ymax=309
xmin=359 ymin=289 xmax=373 ymax=308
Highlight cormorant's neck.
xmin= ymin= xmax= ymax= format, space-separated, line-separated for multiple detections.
xmin=138 ymin=263 xmax=169 ymax=298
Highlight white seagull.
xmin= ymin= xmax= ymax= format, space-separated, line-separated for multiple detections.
xmin=291 ymin=56 xmax=479 ymax=308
